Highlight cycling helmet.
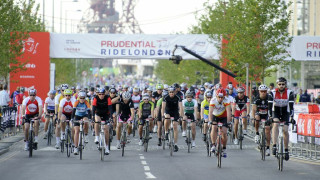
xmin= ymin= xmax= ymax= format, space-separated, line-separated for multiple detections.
xmin=204 ymin=82 xmax=209 ymax=86
xmin=215 ymin=83 xmax=222 ymax=89
xmin=173 ymin=83 xmax=180 ymax=89
xmin=49 ymin=90 xmax=56 ymax=95
xmin=156 ymin=83 xmax=164 ymax=90
xmin=258 ymin=84 xmax=268 ymax=91
xmin=205 ymin=90 xmax=212 ymax=98
xmin=61 ymin=84 xmax=69 ymax=90
xmin=110 ymin=88 xmax=117 ymax=93
xmin=162 ymin=90 xmax=168 ymax=96
xmin=216 ymin=88 xmax=227 ymax=97
xmin=276 ymin=77 xmax=287 ymax=84
xmin=20 ymin=87 xmax=25 ymax=92
xmin=142 ymin=94 xmax=150 ymax=100
xmin=133 ymin=87 xmax=139 ymax=93
xmin=200 ymin=86 xmax=205 ymax=91
xmin=76 ymin=85 xmax=81 ymax=90
xmin=97 ymin=88 xmax=106 ymax=94
xmin=237 ymin=87 xmax=245 ymax=93
xmin=104 ymin=86 xmax=110 ymax=91
xmin=64 ymin=89 xmax=73 ymax=95
xmin=227 ymin=84 xmax=233 ymax=89
xmin=71 ymin=86 xmax=75 ymax=90
xmin=185 ymin=90 xmax=193 ymax=97
xmin=122 ymin=91 xmax=131 ymax=100
xmin=28 ymin=89 xmax=37 ymax=96
xmin=118 ymin=85 xmax=123 ymax=91
xmin=78 ymin=92 xmax=86 ymax=98
xmin=164 ymin=84 xmax=169 ymax=89
xmin=123 ymin=85 xmax=129 ymax=89
xmin=208 ymin=84 xmax=214 ymax=89
xmin=96 ymin=84 xmax=100 ymax=88
xmin=168 ymin=86 xmax=175 ymax=92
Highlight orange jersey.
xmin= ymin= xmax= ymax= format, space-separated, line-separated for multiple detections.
xmin=209 ymin=97 xmax=230 ymax=118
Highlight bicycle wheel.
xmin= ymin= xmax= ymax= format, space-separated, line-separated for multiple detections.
xmin=162 ymin=126 xmax=165 ymax=150
xmin=278 ymin=138 xmax=283 ymax=171
xmin=170 ymin=128 xmax=174 ymax=156
xmin=261 ymin=129 xmax=265 ymax=161
xmin=66 ymin=131 xmax=71 ymax=158
xmin=60 ymin=139 xmax=64 ymax=153
xmin=122 ymin=131 xmax=126 ymax=157
xmin=29 ymin=130 xmax=33 ymax=157
xmin=144 ymin=125 xmax=149 ymax=152
xmin=47 ymin=122 xmax=52 ymax=146
xmin=100 ymin=137 xmax=105 ymax=161
xmin=108 ymin=126 xmax=112 ymax=151
xmin=206 ymin=139 xmax=209 ymax=157
xmin=79 ymin=132 xmax=83 ymax=160
xmin=239 ymin=124 xmax=243 ymax=150
xmin=187 ymin=129 xmax=191 ymax=153
xmin=132 ymin=117 xmax=136 ymax=137
xmin=217 ymin=136 xmax=222 ymax=168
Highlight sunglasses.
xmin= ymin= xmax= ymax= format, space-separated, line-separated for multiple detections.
xmin=187 ymin=96 xmax=192 ymax=98
xmin=30 ymin=95 xmax=36 ymax=96
xmin=217 ymin=96 xmax=224 ymax=99
xmin=80 ymin=97 xmax=85 ymax=99
xmin=110 ymin=92 xmax=116 ymax=94
xmin=260 ymin=91 xmax=267 ymax=93
xmin=98 ymin=94 xmax=105 ymax=95
xmin=144 ymin=99 xmax=149 ymax=101
xmin=65 ymin=95 xmax=71 ymax=97
xmin=169 ymin=91 xmax=174 ymax=93
xmin=278 ymin=83 xmax=285 ymax=86
xmin=207 ymin=97 xmax=212 ymax=98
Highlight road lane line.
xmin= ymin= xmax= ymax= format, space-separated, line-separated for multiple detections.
xmin=0 ymin=151 xmax=19 ymax=163
xmin=144 ymin=166 xmax=150 ymax=171
xmin=145 ymin=172 xmax=156 ymax=179
xmin=140 ymin=156 xmax=145 ymax=159
xmin=141 ymin=160 xmax=147 ymax=165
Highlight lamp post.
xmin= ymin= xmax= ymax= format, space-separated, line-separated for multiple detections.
xmin=60 ymin=0 xmax=78 ymax=33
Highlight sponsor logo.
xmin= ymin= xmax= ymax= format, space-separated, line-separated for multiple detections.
xmin=22 ymin=37 xmax=39 ymax=54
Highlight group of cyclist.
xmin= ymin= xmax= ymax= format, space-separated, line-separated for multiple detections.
xmin=19 ymin=76 xmax=295 ymax=161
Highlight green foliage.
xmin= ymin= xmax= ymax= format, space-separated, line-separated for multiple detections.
xmin=154 ymin=59 xmax=218 ymax=85
xmin=193 ymin=0 xmax=293 ymax=84
xmin=51 ymin=58 xmax=93 ymax=86
xmin=0 ymin=0 xmax=45 ymax=83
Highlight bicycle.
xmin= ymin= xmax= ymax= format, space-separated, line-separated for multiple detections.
xmin=108 ymin=120 xmax=113 ymax=151
xmin=216 ymin=122 xmax=224 ymax=168
xmin=275 ymin=121 xmax=287 ymax=171
xmin=228 ymin=119 xmax=234 ymax=143
xmin=162 ymin=118 xmax=166 ymax=150
xmin=132 ymin=109 xmax=138 ymax=137
xmin=120 ymin=117 xmax=129 ymax=157
xmin=185 ymin=118 xmax=192 ymax=153
xmin=65 ymin=119 xmax=73 ymax=158
xmin=259 ymin=118 xmax=268 ymax=161
xmin=235 ymin=116 xmax=244 ymax=150
xmin=27 ymin=117 xmax=38 ymax=157
xmin=78 ymin=119 xmax=85 ymax=160
xmin=168 ymin=117 xmax=174 ymax=156
xmin=46 ymin=113 xmax=55 ymax=146
xmin=142 ymin=117 xmax=151 ymax=152
xmin=206 ymin=123 xmax=212 ymax=157
xmin=98 ymin=120 xmax=106 ymax=161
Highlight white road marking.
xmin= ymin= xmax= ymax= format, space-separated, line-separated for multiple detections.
xmin=144 ymin=166 xmax=150 ymax=171
xmin=140 ymin=156 xmax=145 ymax=159
xmin=145 ymin=172 xmax=156 ymax=179
xmin=141 ymin=160 xmax=147 ymax=165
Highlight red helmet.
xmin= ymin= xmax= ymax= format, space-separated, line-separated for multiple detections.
xmin=216 ymin=88 xmax=226 ymax=97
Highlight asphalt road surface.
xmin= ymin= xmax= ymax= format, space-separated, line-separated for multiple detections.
xmin=0 ymin=126 xmax=319 ymax=180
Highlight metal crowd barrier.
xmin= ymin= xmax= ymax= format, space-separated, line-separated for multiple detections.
xmin=0 ymin=106 xmax=19 ymax=140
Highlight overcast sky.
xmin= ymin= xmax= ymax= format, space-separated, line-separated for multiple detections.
xmin=35 ymin=0 xmax=211 ymax=34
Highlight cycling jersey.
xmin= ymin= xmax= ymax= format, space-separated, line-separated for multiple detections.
xmin=92 ymin=96 xmax=112 ymax=116
xmin=209 ymin=97 xmax=230 ymax=118
xmin=131 ymin=94 xmax=141 ymax=109
xmin=233 ymin=96 xmax=249 ymax=111
xmin=268 ymin=88 xmax=294 ymax=117
xmin=196 ymin=91 xmax=205 ymax=103
xmin=110 ymin=95 xmax=119 ymax=113
xmin=73 ymin=100 xmax=90 ymax=117
xmin=152 ymin=91 xmax=162 ymax=104
xmin=163 ymin=94 xmax=181 ymax=112
xmin=45 ymin=97 xmax=55 ymax=111
xmin=59 ymin=98 xmax=76 ymax=114
xmin=182 ymin=99 xmax=197 ymax=114
xmin=139 ymin=101 xmax=154 ymax=119
xmin=253 ymin=96 xmax=268 ymax=115
xmin=156 ymin=97 xmax=163 ymax=121
xmin=119 ymin=98 xmax=134 ymax=119
xmin=22 ymin=96 xmax=43 ymax=115
xmin=201 ymin=99 xmax=210 ymax=116
xmin=176 ymin=91 xmax=184 ymax=100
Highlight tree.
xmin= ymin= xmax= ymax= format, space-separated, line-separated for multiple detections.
xmin=154 ymin=59 xmax=219 ymax=85
xmin=0 ymin=0 xmax=44 ymax=84
xmin=193 ymin=0 xmax=293 ymax=83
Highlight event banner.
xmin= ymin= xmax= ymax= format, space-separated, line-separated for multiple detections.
xmin=289 ymin=36 xmax=320 ymax=61
xmin=10 ymin=32 xmax=50 ymax=100
xmin=50 ymin=33 xmax=219 ymax=59
xmin=297 ymin=113 xmax=320 ymax=138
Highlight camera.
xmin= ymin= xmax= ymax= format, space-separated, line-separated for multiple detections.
xmin=169 ymin=55 xmax=182 ymax=64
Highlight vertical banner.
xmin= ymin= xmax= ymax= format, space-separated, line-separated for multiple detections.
xmin=10 ymin=32 xmax=50 ymax=101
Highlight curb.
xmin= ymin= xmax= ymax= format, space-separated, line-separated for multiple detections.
xmin=0 ymin=148 xmax=9 ymax=156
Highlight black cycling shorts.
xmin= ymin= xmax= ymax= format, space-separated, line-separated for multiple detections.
xmin=165 ymin=110 xmax=179 ymax=121
xmin=272 ymin=111 xmax=289 ymax=125
xmin=95 ymin=113 xmax=110 ymax=123
xmin=212 ymin=116 xmax=228 ymax=128
xmin=184 ymin=113 xmax=195 ymax=122
xmin=73 ymin=115 xmax=88 ymax=126
xmin=255 ymin=114 xmax=270 ymax=126
xmin=62 ymin=113 xmax=72 ymax=120
xmin=24 ymin=114 xmax=39 ymax=124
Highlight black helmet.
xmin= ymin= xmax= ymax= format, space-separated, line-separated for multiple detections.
xmin=173 ymin=83 xmax=180 ymax=89
xmin=276 ymin=77 xmax=287 ymax=84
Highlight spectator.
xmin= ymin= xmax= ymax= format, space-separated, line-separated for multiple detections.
xmin=310 ymin=92 xmax=315 ymax=103
xmin=269 ymin=83 xmax=274 ymax=91
xmin=295 ymin=89 xmax=303 ymax=103
xmin=299 ymin=90 xmax=311 ymax=103
xmin=315 ymin=92 xmax=320 ymax=105
xmin=0 ymin=84 xmax=11 ymax=109
xmin=10 ymin=86 xmax=20 ymax=104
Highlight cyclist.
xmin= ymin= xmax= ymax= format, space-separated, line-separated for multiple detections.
xmin=226 ymin=84 xmax=237 ymax=98
xmin=21 ymin=89 xmax=43 ymax=151
xmin=109 ymin=88 xmax=119 ymax=135
xmin=232 ymin=87 xmax=250 ymax=145
xmin=92 ymin=88 xmax=113 ymax=155
xmin=43 ymin=90 xmax=56 ymax=139
xmin=252 ymin=84 xmax=271 ymax=156
xmin=138 ymin=94 xmax=154 ymax=146
xmin=162 ymin=86 xmax=183 ymax=152
xmin=196 ymin=86 xmax=205 ymax=120
xmin=173 ymin=83 xmax=184 ymax=99
xmin=152 ymin=84 xmax=163 ymax=132
xmin=201 ymin=91 xmax=213 ymax=141
xmin=54 ymin=84 xmax=68 ymax=148
xmin=116 ymin=92 xmax=134 ymax=149
xmin=71 ymin=91 xmax=91 ymax=155
xmin=181 ymin=90 xmax=199 ymax=147
xmin=209 ymin=88 xmax=231 ymax=157
xmin=58 ymin=89 xmax=76 ymax=143
xmin=268 ymin=77 xmax=295 ymax=160
xmin=155 ymin=91 xmax=168 ymax=146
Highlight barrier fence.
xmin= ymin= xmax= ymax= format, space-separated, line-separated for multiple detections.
xmin=0 ymin=105 xmax=22 ymax=140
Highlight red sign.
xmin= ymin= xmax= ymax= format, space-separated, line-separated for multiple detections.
xmin=10 ymin=32 xmax=50 ymax=101
xmin=297 ymin=113 xmax=320 ymax=137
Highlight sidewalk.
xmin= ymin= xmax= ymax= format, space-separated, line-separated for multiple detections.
xmin=0 ymin=132 xmax=24 ymax=156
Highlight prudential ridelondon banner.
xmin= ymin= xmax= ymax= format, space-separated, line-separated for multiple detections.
xmin=49 ymin=33 xmax=219 ymax=59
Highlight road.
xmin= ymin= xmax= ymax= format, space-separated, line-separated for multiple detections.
xmin=0 ymin=126 xmax=319 ymax=180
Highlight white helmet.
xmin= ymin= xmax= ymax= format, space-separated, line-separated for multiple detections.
xmin=122 ymin=91 xmax=131 ymax=100
xmin=258 ymin=84 xmax=268 ymax=91
xmin=78 ymin=92 xmax=86 ymax=98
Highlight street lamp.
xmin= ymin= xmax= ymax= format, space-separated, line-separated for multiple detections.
xmin=60 ymin=0 xmax=79 ymax=33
